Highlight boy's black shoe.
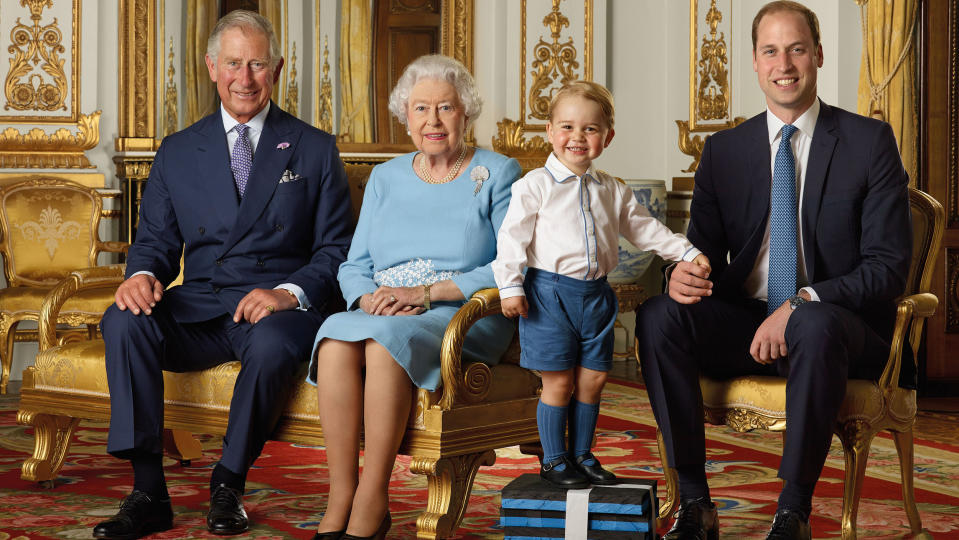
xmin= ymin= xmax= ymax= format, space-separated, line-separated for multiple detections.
xmin=664 ymin=496 xmax=718 ymax=540
xmin=92 ymin=490 xmax=173 ymax=539
xmin=540 ymin=455 xmax=590 ymax=489
xmin=573 ymin=452 xmax=618 ymax=485
xmin=765 ymin=508 xmax=811 ymax=540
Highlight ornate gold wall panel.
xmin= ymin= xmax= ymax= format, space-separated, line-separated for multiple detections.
xmin=163 ymin=37 xmax=178 ymax=138
xmin=315 ymin=36 xmax=333 ymax=133
xmin=442 ymin=0 xmax=474 ymax=75
xmin=520 ymin=0 xmax=592 ymax=132
xmin=0 ymin=110 xmax=99 ymax=168
xmin=116 ymin=0 xmax=157 ymax=152
xmin=284 ymin=42 xmax=299 ymax=117
xmin=677 ymin=0 xmax=745 ymax=173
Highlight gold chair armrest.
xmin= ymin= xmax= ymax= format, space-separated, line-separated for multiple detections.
xmin=38 ymin=264 xmax=126 ymax=351
xmin=437 ymin=288 xmax=503 ymax=411
xmin=878 ymin=293 xmax=939 ymax=391
xmin=99 ymin=241 xmax=131 ymax=254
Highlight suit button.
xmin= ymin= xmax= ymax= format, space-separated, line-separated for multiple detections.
xmin=274 ymin=224 xmax=284 ymax=232
xmin=216 ymin=259 xmax=223 ymax=266
xmin=256 ymin=259 xmax=265 ymax=267
xmin=213 ymin=287 xmax=221 ymax=293
xmin=198 ymin=227 xmax=205 ymax=234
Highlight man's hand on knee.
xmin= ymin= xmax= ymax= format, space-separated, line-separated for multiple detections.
xmin=750 ymin=302 xmax=791 ymax=364
xmin=234 ymin=288 xmax=299 ymax=325
xmin=667 ymin=261 xmax=713 ymax=304
xmin=115 ymin=274 xmax=163 ymax=316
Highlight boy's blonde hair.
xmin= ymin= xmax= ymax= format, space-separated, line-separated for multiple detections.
xmin=548 ymin=80 xmax=615 ymax=129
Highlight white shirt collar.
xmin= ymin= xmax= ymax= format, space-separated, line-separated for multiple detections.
xmin=766 ymin=98 xmax=820 ymax=144
xmin=545 ymin=152 xmax=601 ymax=184
xmin=220 ymin=101 xmax=270 ymax=134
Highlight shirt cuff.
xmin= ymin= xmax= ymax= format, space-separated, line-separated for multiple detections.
xmin=498 ymin=285 xmax=526 ymax=300
xmin=276 ymin=283 xmax=310 ymax=310
xmin=799 ymin=286 xmax=820 ymax=302
xmin=681 ymin=247 xmax=702 ymax=262
xmin=131 ymin=270 xmax=156 ymax=279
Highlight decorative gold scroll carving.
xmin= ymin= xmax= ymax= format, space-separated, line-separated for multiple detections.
xmin=163 ymin=37 xmax=178 ymax=138
xmin=284 ymin=42 xmax=299 ymax=117
xmin=5 ymin=0 xmax=68 ymax=112
xmin=116 ymin=0 xmax=158 ymax=152
xmin=442 ymin=0 xmax=473 ymax=74
xmin=697 ymin=0 xmax=729 ymax=121
xmin=316 ymin=36 xmax=333 ymax=134
xmin=491 ymin=118 xmax=551 ymax=172
xmin=678 ymin=0 xmax=745 ymax=173
xmin=521 ymin=0 xmax=592 ymax=132
xmin=0 ymin=110 xmax=100 ymax=168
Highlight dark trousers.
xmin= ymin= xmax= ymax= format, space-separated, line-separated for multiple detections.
xmin=101 ymin=301 xmax=325 ymax=474
xmin=636 ymin=294 xmax=889 ymax=485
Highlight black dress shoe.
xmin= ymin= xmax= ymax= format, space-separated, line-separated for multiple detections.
xmin=341 ymin=512 xmax=390 ymax=540
xmin=573 ymin=452 xmax=618 ymax=485
xmin=312 ymin=531 xmax=345 ymax=540
xmin=664 ymin=496 xmax=719 ymax=540
xmin=92 ymin=490 xmax=173 ymax=540
xmin=207 ymin=483 xmax=248 ymax=535
xmin=540 ymin=455 xmax=590 ymax=489
xmin=766 ymin=508 xmax=811 ymax=540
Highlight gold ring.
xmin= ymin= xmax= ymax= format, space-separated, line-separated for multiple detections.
xmin=389 ymin=295 xmax=397 ymax=303
xmin=265 ymin=305 xmax=275 ymax=313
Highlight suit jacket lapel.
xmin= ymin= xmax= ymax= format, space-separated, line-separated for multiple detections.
xmin=222 ymin=104 xmax=299 ymax=254
xmin=193 ymin=114 xmax=239 ymax=228
xmin=743 ymin=115 xmax=773 ymax=265
xmin=801 ymin=101 xmax=838 ymax=281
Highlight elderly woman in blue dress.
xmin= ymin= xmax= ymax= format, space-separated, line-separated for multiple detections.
xmin=309 ymin=54 xmax=521 ymax=540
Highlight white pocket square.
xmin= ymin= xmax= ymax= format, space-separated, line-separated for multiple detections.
xmin=279 ymin=169 xmax=304 ymax=183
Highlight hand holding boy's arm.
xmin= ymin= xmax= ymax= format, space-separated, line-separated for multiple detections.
xmin=501 ymin=296 xmax=529 ymax=318
xmin=692 ymin=253 xmax=711 ymax=275
xmin=667 ymin=259 xmax=713 ymax=305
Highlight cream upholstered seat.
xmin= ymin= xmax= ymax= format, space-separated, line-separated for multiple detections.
xmin=653 ymin=187 xmax=944 ymax=539
xmin=0 ymin=176 xmax=127 ymax=394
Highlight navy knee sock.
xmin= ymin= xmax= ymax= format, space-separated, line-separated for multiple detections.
xmin=676 ymin=464 xmax=710 ymax=503
xmin=537 ymin=400 xmax=569 ymax=469
xmin=777 ymin=480 xmax=813 ymax=521
xmin=131 ymin=453 xmax=169 ymax=500
xmin=568 ymin=399 xmax=600 ymax=465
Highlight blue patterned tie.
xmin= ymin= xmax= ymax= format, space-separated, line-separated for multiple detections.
xmin=767 ymin=124 xmax=799 ymax=315
xmin=231 ymin=123 xmax=253 ymax=197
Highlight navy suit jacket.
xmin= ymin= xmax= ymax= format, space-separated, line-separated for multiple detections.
xmin=689 ymin=101 xmax=912 ymax=354
xmin=126 ymin=103 xmax=353 ymax=323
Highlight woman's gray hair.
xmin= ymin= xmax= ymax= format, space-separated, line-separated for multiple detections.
xmin=207 ymin=10 xmax=281 ymax=68
xmin=388 ymin=54 xmax=483 ymax=128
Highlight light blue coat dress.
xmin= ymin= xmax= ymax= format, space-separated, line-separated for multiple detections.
xmin=308 ymin=149 xmax=521 ymax=390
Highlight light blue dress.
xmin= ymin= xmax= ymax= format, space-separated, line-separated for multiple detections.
xmin=308 ymin=149 xmax=521 ymax=390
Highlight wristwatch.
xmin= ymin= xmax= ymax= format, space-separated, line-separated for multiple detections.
xmin=788 ymin=294 xmax=808 ymax=310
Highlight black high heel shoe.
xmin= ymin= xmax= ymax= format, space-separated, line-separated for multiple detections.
xmin=341 ymin=512 xmax=391 ymax=540
xmin=311 ymin=530 xmax=346 ymax=540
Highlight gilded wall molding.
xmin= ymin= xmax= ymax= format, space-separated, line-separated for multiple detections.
xmin=284 ymin=42 xmax=299 ymax=117
xmin=442 ymin=0 xmax=474 ymax=76
xmin=491 ymin=118 xmax=551 ymax=172
xmin=316 ymin=36 xmax=333 ymax=134
xmin=677 ymin=0 xmax=745 ymax=173
xmin=951 ymin=0 xmax=959 ymax=226
xmin=163 ymin=37 xmax=178 ymax=138
xmin=116 ymin=0 xmax=158 ymax=152
xmin=0 ymin=110 xmax=100 ymax=168
xmin=520 ymin=0 xmax=592 ymax=132
xmin=948 ymin=249 xmax=958 ymax=333
xmin=1 ymin=0 xmax=80 ymax=122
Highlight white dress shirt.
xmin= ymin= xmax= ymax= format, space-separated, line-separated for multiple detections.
xmin=136 ymin=102 xmax=310 ymax=310
xmin=743 ymin=98 xmax=821 ymax=303
xmin=493 ymin=153 xmax=701 ymax=299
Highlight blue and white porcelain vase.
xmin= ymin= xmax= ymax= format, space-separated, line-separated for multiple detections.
xmin=608 ymin=179 xmax=668 ymax=284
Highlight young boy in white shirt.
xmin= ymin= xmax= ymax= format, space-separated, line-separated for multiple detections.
xmin=493 ymin=81 xmax=710 ymax=488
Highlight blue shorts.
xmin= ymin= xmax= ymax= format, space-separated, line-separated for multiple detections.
xmin=518 ymin=267 xmax=618 ymax=373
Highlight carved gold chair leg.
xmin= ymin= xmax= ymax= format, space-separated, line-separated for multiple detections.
xmin=16 ymin=410 xmax=80 ymax=487
xmin=892 ymin=427 xmax=925 ymax=536
xmin=0 ymin=316 xmax=16 ymax=394
xmin=163 ymin=429 xmax=203 ymax=465
xmin=838 ymin=424 xmax=875 ymax=540
xmin=656 ymin=428 xmax=679 ymax=529
xmin=411 ymin=450 xmax=496 ymax=539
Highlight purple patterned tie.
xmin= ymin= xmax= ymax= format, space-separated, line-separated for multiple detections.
xmin=231 ymin=123 xmax=253 ymax=197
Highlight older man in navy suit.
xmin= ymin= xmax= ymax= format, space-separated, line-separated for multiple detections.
xmin=93 ymin=10 xmax=352 ymax=539
xmin=636 ymin=2 xmax=912 ymax=540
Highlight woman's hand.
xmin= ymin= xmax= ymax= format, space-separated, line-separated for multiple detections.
xmin=360 ymin=286 xmax=426 ymax=316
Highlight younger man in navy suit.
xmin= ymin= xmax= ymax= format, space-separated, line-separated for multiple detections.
xmin=93 ymin=10 xmax=352 ymax=539
xmin=636 ymin=2 xmax=912 ymax=539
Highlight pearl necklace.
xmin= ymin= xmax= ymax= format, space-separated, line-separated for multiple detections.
xmin=419 ymin=145 xmax=468 ymax=184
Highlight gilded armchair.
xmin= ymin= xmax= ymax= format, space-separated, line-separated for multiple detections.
xmin=0 ymin=177 xmax=127 ymax=394
xmin=654 ymin=188 xmax=943 ymax=539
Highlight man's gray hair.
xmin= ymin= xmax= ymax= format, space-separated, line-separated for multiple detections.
xmin=388 ymin=54 xmax=483 ymax=128
xmin=206 ymin=10 xmax=281 ymax=67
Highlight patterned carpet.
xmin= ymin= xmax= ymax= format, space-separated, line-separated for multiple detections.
xmin=1 ymin=380 xmax=957 ymax=539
